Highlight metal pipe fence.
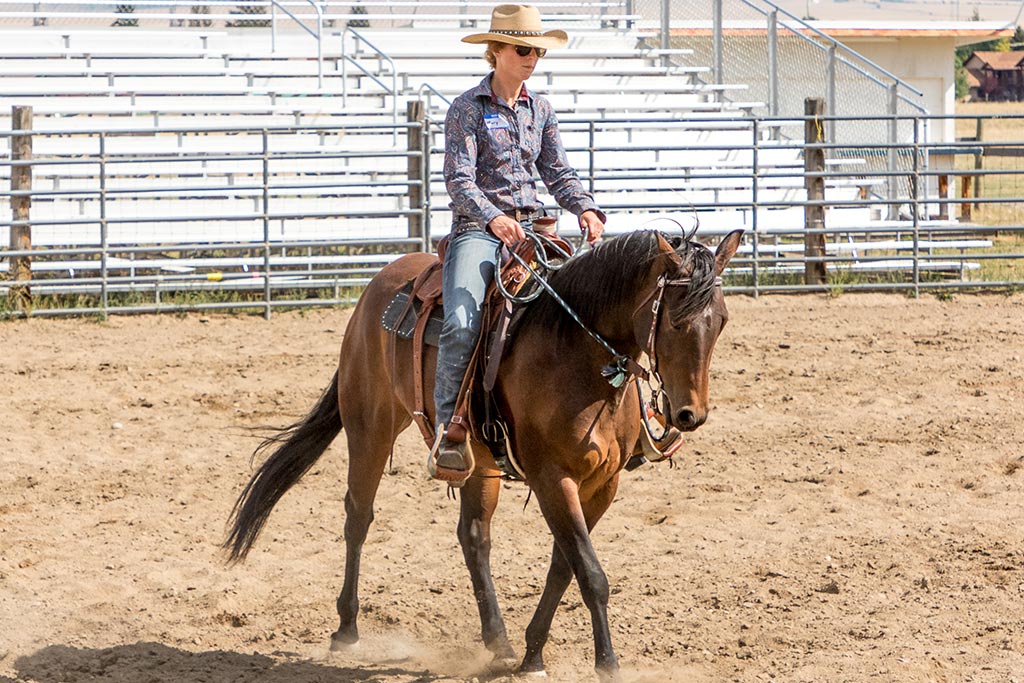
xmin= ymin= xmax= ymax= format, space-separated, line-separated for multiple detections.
xmin=2 ymin=111 xmax=1023 ymax=318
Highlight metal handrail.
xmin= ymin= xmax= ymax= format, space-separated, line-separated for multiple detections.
xmin=341 ymin=26 xmax=399 ymax=144
xmin=269 ymin=0 xmax=324 ymax=89
xmin=417 ymin=82 xmax=453 ymax=114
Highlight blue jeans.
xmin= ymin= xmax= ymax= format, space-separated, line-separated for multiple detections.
xmin=432 ymin=227 xmax=505 ymax=432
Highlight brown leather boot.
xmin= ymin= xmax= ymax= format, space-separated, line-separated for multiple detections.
xmin=435 ymin=440 xmax=469 ymax=472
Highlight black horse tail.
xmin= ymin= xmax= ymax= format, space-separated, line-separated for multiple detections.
xmin=224 ymin=372 xmax=342 ymax=564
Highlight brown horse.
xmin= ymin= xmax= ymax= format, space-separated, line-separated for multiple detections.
xmin=224 ymin=227 xmax=743 ymax=681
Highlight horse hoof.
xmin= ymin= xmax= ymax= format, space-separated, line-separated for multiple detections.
xmin=519 ymin=670 xmax=548 ymax=678
xmin=329 ymin=632 xmax=358 ymax=651
xmin=487 ymin=655 xmax=518 ymax=673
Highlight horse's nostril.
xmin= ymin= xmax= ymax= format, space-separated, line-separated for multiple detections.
xmin=674 ymin=408 xmax=706 ymax=431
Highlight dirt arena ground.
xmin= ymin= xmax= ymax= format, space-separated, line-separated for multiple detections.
xmin=1 ymin=291 xmax=1022 ymax=683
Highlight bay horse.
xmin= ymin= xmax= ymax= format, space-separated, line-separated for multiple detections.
xmin=224 ymin=228 xmax=743 ymax=681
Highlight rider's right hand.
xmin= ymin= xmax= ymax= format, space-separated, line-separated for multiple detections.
xmin=487 ymin=215 xmax=526 ymax=247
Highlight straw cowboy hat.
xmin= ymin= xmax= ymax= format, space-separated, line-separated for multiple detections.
xmin=462 ymin=4 xmax=569 ymax=50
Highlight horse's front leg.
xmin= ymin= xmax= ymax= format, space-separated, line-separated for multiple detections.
xmin=520 ymin=541 xmax=572 ymax=675
xmin=457 ymin=469 xmax=516 ymax=667
xmin=527 ymin=474 xmax=620 ymax=681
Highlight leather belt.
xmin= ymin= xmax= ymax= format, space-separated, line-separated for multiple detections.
xmin=504 ymin=207 xmax=544 ymax=222
xmin=451 ymin=208 xmax=545 ymax=236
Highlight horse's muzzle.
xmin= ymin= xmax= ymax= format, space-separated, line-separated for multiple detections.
xmin=671 ymin=405 xmax=707 ymax=432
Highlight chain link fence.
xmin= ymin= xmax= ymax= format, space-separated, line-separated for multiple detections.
xmin=630 ymin=0 xmax=926 ymax=207
xmin=0 ymin=1 xmax=631 ymax=29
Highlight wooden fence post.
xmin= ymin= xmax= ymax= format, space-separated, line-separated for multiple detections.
xmin=804 ymin=97 xmax=827 ymax=286
xmin=406 ymin=100 xmax=425 ymax=245
xmin=960 ymin=175 xmax=973 ymax=220
xmin=10 ymin=106 xmax=33 ymax=311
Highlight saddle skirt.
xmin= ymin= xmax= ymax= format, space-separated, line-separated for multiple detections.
xmin=380 ymin=266 xmax=444 ymax=344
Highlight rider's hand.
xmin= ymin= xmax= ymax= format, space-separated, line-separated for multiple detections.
xmin=488 ymin=214 xmax=526 ymax=247
xmin=579 ymin=210 xmax=605 ymax=245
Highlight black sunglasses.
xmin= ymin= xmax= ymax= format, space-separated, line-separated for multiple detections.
xmin=514 ymin=45 xmax=546 ymax=58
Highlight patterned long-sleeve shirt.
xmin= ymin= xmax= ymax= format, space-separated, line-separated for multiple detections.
xmin=444 ymin=73 xmax=604 ymax=229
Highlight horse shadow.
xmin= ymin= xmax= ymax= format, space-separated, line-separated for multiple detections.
xmin=4 ymin=641 xmax=501 ymax=683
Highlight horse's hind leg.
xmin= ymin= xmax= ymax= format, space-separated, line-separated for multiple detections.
xmin=457 ymin=471 xmax=516 ymax=666
xmin=330 ymin=409 xmax=407 ymax=649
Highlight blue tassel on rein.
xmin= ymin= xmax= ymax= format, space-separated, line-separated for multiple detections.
xmin=601 ymin=355 xmax=632 ymax=388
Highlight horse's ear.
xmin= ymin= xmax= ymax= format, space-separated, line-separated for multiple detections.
xmin=655 ymin=232 xmax=683 ymax=266
xmin=714 ymin=230 xmax=744 ymax=276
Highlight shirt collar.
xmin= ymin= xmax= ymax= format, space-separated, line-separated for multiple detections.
xmin=472 ymin=73 xmax=532 ymax=106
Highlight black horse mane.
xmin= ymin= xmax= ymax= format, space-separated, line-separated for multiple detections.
xmin=513 ymin=229 xmax=718 ymax=344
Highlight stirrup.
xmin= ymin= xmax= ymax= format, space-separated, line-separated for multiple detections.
xmin=426 ymin=423 xmax=475 ymax=488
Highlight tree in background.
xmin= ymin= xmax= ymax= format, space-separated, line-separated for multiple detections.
xmin=1013 ymin=25 xmax=1024 ymax=50
xmin=189 ymin=5 xmax=213 ymax=28
xmin=348 ymin=4 xmax=369 ymax=28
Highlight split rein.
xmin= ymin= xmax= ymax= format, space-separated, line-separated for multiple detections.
xmin=494 ymin=231 xmax=646 ymax=387
xmin=495 ymin=230 xmax=722 ymax=391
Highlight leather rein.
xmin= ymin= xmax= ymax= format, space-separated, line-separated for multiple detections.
xmin=496 ymin=237 xmax=723 ymax=460
xmin=498 ymin=234 xmax=722 ymax=390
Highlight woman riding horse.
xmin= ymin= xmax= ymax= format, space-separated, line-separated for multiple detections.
xmin=430 ymin=4 xmax=607 ymax=485
xmin=223 ymin=5 xmax=746 ymax=680
xmin=224 ymin=227 xmax=744 ymax=681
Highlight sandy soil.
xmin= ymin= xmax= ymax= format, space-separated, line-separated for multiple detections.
xmin=1 ymin=291 xmax=1023 ymax=683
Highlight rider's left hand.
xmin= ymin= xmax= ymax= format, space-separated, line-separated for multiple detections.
xmin=579 ymin=210 xmax=605 ymax=245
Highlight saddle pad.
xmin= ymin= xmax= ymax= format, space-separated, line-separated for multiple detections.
xmin=381 ymin=286 xmax=444 ymax=346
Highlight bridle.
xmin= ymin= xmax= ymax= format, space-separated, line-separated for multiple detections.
xmin=638 ymin=272 xmax=723 ymax=382
xmin=632 ymin=272 xmax=722 ymax=443
xmin=496 ymin=232 xmax=722 ymax=391
xmin=495 ymin=235 xmax=723 ymax=458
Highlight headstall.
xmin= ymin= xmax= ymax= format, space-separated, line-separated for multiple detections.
xmin=634 ymin=273 xmax=723 ymax=442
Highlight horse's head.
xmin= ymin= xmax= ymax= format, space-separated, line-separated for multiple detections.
xmin=636 ymin=230 xmax=743 ymax=432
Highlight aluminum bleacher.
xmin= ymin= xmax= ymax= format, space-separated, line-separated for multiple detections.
xmin=0 ymin=18 xmax=985 ymax=306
